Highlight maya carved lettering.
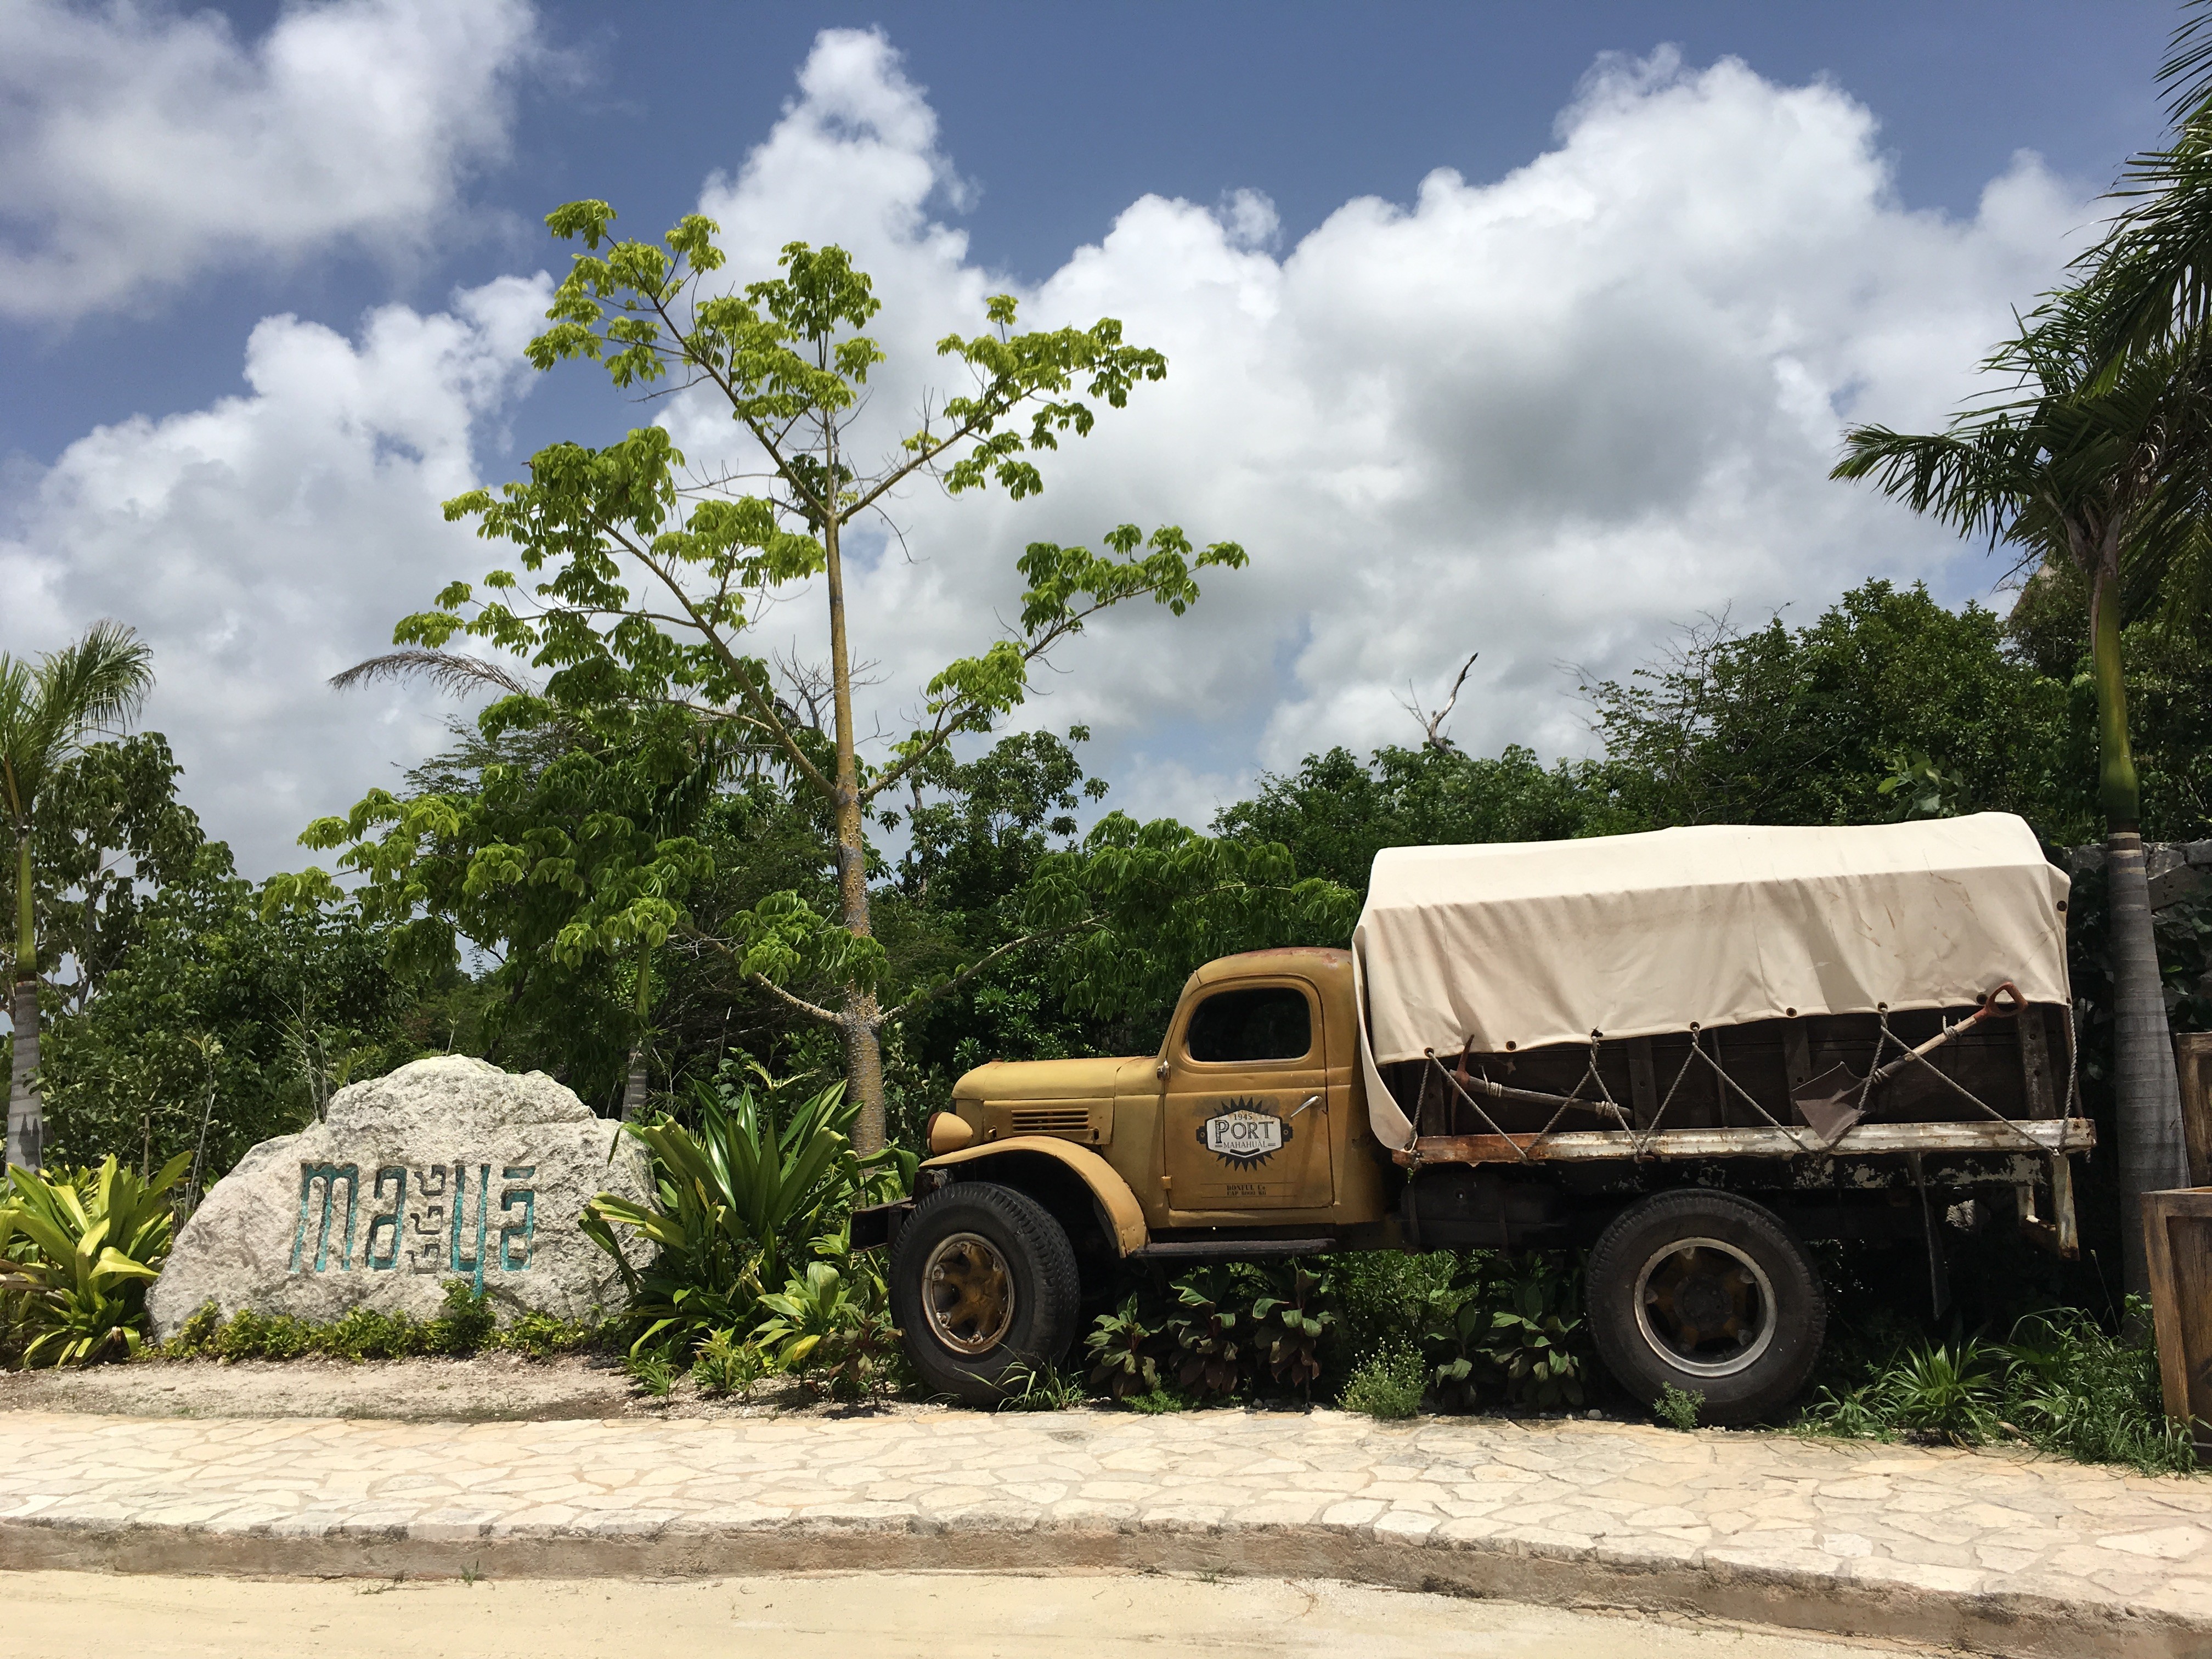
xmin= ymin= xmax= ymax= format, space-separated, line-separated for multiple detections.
xmin=366 ymin=1166 xmax=408 ymax=1271
xmin=290 ymin=1163 xmax=360 ymax=1274
xmin=499 ymin=1165 xmax=537 ymax=1271
xmin=449 ymin=1163 xmax=491 ymax=1292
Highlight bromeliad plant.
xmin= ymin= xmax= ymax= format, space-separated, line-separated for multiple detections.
xmin=580 ymin=1071 xmax=911 ymax=1357
xmin=0 ymin=1152 xmax=188 ymax=1365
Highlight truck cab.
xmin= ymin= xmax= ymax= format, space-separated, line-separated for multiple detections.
xmin=927 ymin=948 xmax=1391 ymax=1234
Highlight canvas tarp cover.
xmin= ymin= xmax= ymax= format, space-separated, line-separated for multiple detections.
xmin=1351 ymin=813 xmax=2070 ymax=1149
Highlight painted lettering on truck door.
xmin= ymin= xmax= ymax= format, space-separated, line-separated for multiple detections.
xmin=1161 ymin=980 xmax=1334 ymax=1210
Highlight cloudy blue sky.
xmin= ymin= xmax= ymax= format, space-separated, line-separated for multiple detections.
xmin=0 ymin=2 xmax=2181 ymax=873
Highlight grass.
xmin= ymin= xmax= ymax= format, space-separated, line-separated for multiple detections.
xmin=1796 ymin=1299 xmax=2197 ymax=1475
xmin=995 ymin=1361 xmax=1087 ymax=1412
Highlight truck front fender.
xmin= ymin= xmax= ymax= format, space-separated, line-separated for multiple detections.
xmin=923 ymin=1137 xmax=1149 ymax=1256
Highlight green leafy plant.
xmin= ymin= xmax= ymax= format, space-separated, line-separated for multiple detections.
xmin=1878 ymin=1339 xmax=2003 ymax=1444
xmin=1162 ymin=1267 xmax=1249 ymax=1400
xmin=0 ymin=1152 xmax=187 ymax=1365
xmin=689 ymin=1327 xmax=767 ymax=1397
xmin=1251 ymin=1261 xmax=1335 ymax=1394
xmin=1655 ymin=1384 xmax=1704 ymax=1431
xmin=1123 ymin=1387 xmax=1190 ymax=1415
xmin=490 ymin=1310 xmax=603 ymax=1360
xmin=155 ymin=1283 xmax=562 ymax=1364
xmin=1481 ymin=1256 xmax=1587 ymax=1410
xmin=1415 ymin=1280 xmax=1494 ymax=1412
xmin=624 ymin=1350 xmax=676 ymax=1397
xmin=1085 ymin=1294 xmax=1165 ymax=1401
xmin=2002 ymin=1302 xmax=2197 ymax=1472
xmin=752 ymin=1260 xmax=899 ymax=1401
xmin=1793 ymin=1299 xmax=2191 ymax=1473
xmin=1340 ymin=1345 xmax=1426 ymax=1420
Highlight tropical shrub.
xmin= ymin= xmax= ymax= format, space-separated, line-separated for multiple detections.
xmin=579 ymin=1072 xmax=910 ymax=1357
xmin=752 ymin=1259 xmax=901 ymax=1401
xmin=0 ymin=1153 xmax=187 ymax=1365
xmin=156 ymin=1283 xmax=589 ymax=1363
xmin=1251 ymin=1261 xmax=1334 ymax=1393
xmin=1479 ymin=1255 xmax=1588 ymax=1410
xmin=1085 ymin=1294 xmax=1164 ymax=1400
xmin=1162 ymin=1266 xmax=1252 ymax=1400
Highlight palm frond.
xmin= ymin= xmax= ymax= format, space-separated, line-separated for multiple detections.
xmin=329 ymin=648 xmax=539 ymax=701
xmin=2163 ymin=0 xmax=2212 ymax=125
xmin=34 ymin=620 xmax=153 ymax=741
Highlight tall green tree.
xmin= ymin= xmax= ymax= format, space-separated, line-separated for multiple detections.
xmin=1833 ymin=317 xmax=2203 ymax=1290
xmin=353 ymin=205 xmax=1244 ymax=1152
xmin=0 ymin=622 xmax=155 ymax=1171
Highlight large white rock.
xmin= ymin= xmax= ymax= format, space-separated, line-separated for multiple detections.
xmin=149 ymin=1057 xmax=653 ymax=1339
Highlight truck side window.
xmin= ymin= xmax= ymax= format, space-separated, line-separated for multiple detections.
xmin=1184 ymin=986 xmax=1312 ymax=1063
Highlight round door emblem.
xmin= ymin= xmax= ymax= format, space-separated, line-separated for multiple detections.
xmin=1199 ymin=1098 xmax=1291 ymax=1167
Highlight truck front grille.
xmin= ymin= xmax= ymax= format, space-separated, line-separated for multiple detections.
xmin=1010 ymin=1106 xmax=1097 ymax=1139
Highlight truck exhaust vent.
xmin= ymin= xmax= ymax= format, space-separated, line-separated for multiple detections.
xmin=1011 ymin=1106 xmax=1097 ymax=1141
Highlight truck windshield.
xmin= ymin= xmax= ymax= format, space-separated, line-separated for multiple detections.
xmin=1185 ymin=986 xmax=1313 ymax=1063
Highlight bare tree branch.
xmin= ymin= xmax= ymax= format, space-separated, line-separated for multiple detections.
xmin=1399 ymin=650 xmax=1479 ymax=753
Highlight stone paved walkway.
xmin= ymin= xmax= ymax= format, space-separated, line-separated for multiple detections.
xmin=3 ymin=1406 xmax=2210 ymax=1657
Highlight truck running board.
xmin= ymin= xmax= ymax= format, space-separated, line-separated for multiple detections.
xmin=1129 ymin=1238 xmax=1337 ymax=1261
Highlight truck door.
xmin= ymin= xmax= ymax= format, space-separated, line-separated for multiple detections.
xmin=1162 ymin=979 xmax=1335 ymax=1212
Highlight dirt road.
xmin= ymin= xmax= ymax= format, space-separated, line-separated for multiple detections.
xmin=0 ymin=1569 xmax=1901 ymax=1658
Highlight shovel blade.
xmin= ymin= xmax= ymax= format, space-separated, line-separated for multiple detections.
xmin=1792 ymin=1061 xmax=1867 ymax=1145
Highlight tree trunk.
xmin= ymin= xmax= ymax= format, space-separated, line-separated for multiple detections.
xmin=8 ymin=976 xmax=40 ymax=1172
xmin=2090 ymin=562 xmax=2187 ymax=1293
xmin=819 ymin=483 xmax=888 ymax=1154
xmin=8 ymin=829 xmax=39 ymax=1170
xmin=620 ymin=945 xmax=652 ymax=1122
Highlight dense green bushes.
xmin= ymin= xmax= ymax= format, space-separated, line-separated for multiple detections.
xmin=159 ymin=1284 xmax=601 ymax=1363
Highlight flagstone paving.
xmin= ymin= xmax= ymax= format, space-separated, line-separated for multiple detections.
xmin=3 ymin=1404 xmax=2209 ymax=1657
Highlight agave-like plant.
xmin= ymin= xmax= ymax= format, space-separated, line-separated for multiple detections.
xmin=0 ymin=1152 xmax=189 ymax=1365
xmin=582 ymin=1076 xmax=911 ymax=1355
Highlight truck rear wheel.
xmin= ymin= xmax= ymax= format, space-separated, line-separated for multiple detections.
xmin=1586 ymin=1189 xmax=1825 ymax=1425
xmin=890 ymin=1181 xmax=1081 ymax=1406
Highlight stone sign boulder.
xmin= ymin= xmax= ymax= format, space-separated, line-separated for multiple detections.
xmin=149 ymin=1056 xmax=653 ymax=1339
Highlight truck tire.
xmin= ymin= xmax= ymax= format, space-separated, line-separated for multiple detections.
xmin=1586 ymin=1189 xmax=1825 ymax=1426
xmin=890 ymin=1181 xmax=1081 ymax=1406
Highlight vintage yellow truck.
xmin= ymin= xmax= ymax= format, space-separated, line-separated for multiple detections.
xmin=856 ymin=813 xmax=2090 ymax=1422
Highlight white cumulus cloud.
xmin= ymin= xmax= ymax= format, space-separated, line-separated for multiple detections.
xmin=3 ymin=28 xmax=2100 ymax=873
xmin=654 ymin=35 xmax=2092 ymax=827
xmin=0 ymin=273 xmax=551 ymax=872
xmin=0 ymin=0 xmax=539 ymax=321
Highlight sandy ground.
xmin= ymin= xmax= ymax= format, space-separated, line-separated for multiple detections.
xmin=0 ymin=1570 xmax=1910 ymax=1659
xmin=0 ymin=1351 xmax=815 ymax=1421
xmin=0 ymin=1352 xmax=1649 ymax=1427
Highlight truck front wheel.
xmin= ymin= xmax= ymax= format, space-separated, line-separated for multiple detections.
xmin=1586 ymin=1189 xmax=1825 ymax=1426
xmin=890 ymin=1181 xmax=1081 ymax=1406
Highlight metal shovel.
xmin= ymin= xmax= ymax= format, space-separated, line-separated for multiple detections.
xmin=1791 ymin=982 xmax=2024 ymax=1147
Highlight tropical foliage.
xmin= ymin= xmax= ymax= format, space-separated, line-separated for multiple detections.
xmin=0 ymin=1153 xmax=186 ymax=1365
xmin=1 ymin=622 xmax=156 ymax=1170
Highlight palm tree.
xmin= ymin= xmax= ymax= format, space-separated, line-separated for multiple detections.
xmin=1 ymin=622 xmax=155 ymax=1170
xmin=1833 ymin=309 xmax=2208 ymax=1292
xmin=2070 ymin=1 xmax=2212 ymax=366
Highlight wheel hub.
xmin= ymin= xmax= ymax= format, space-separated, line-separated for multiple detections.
xmin=922 ymin=1232 xmax=1014 ymax=1356
xmin=1633 ymin=1236 xmax=1778 ymax=1379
